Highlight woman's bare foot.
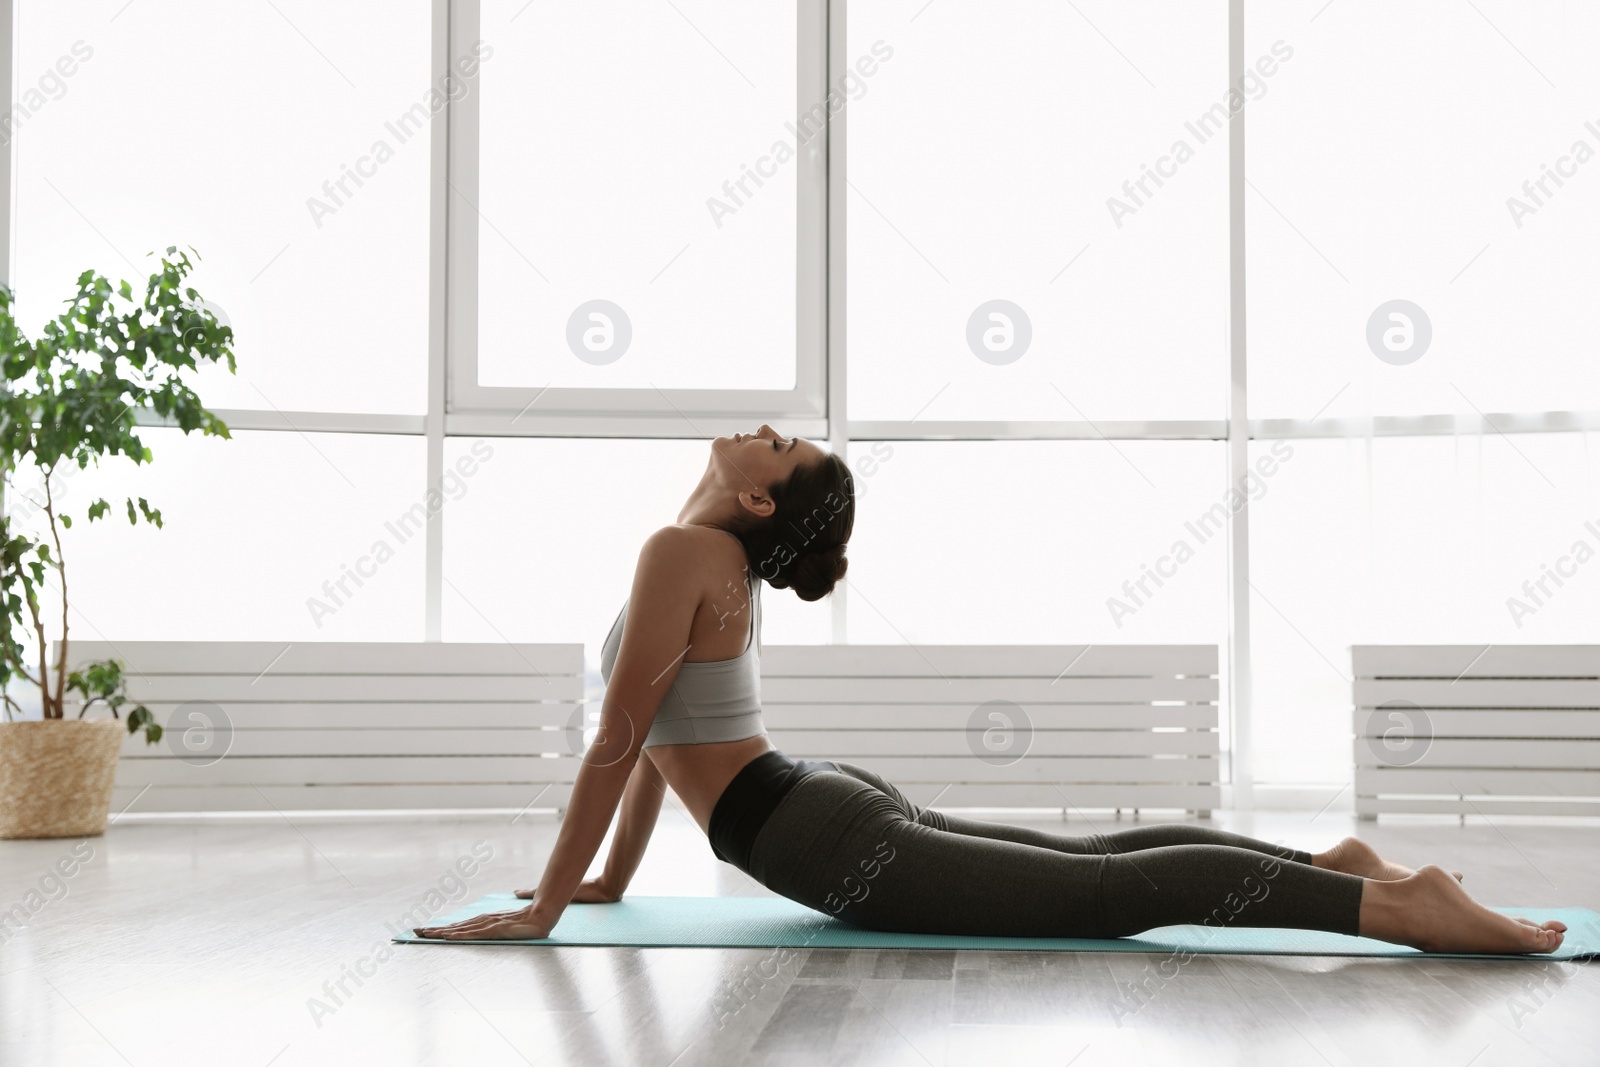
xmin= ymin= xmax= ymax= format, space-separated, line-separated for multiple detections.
xmin=1314 ymin=836 xmax=1463 ymax=882
xmin=1359 ymin=865 xmax=1566 ymax=954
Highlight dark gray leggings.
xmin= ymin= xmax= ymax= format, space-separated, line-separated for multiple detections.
xmin=743 ymin=761 xmax=1365 ymax=939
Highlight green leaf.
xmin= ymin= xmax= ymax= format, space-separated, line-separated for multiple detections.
xmin=137 ymin=497 xmax=163 ymax=528
xmin=127 ymin=704 xmax=151 ymax=734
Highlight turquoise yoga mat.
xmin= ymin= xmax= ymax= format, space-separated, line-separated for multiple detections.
xmin=393 ymin=894 xmax=1600 ymax=961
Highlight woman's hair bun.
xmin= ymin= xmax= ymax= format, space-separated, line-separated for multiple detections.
xmin=787 ymin=544 xmax=848 ymax=602
xmin=734 ymin=450 xmax=855 ymax=602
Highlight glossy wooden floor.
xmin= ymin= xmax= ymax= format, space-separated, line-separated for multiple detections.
xmin=2 ymin=804 xmax=1596 ymax=1067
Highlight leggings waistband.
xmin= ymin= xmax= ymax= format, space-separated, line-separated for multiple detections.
xmin=707 ymin=749 xmax=836 ymax=871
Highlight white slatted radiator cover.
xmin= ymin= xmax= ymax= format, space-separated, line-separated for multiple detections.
xmin=1352 ymin=645 xmax=1600 ymax=819
xmin=760 ymin=644 xmax=1221 ymax=814
xmin=60 ymin=641 xmax=584 ymax=813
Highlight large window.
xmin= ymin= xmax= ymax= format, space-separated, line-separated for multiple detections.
xmin=847 ymin=1 xmax=1229 ymax=424
xmin=1249 ymin=432 xmax=1600 ymax=782
xmin=16 ymin=430 xmax=428 ymax=642
xmin=1239 ymin=0 xmax=1600 ymax=787
xmin=1245 ymin=0 xmax=1600 ymax=419
xmin=448 ymin=0 xmax=824 ymax=422
xmin=13 ymin=0 xmax=432 ymax=416
xmin=843 ymin=441 xmax=1227 ymax=646
xmin=8 ymin=0 xmax=1598 ymax=797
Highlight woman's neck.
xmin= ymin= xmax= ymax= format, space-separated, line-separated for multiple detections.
xmin=677 ymin=478 xmax=734 ymax=528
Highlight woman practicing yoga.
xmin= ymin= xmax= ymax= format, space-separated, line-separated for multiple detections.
xmin=415 ymin=426 xmax=1566 ymax=954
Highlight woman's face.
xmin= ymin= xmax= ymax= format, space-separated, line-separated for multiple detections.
xmin=712 ymin=424 xmax=826 ymax=488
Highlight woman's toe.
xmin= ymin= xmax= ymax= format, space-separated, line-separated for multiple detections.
xmin=1525 ymin=923 xmax=1564 ymax=951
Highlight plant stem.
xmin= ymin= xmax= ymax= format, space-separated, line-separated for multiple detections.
xmin=21 ymin=562 xmax=50 ymax=717
xmin=0 ymin=486 xmax=18 ymax=721
xmin=42 ymin=468 xmax=67 ymax=719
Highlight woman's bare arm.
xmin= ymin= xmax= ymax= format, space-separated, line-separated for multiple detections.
xmin=415 ymin=527 xmax=700 ymax=940
xmin=514 ymin=751 xmax=665 ymax=903
xmin=598 ymin=751 xmax=667 ymax=897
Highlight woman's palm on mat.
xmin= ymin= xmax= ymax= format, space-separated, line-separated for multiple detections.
xmin=413 ymin=905 xmax=553 ymax=942
xmin=414 ymin=878 xmax=619 ymax=940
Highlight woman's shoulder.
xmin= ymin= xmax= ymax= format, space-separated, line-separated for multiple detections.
xmin=640 ymin=523 xmax=715 ymax=559
xmin=639 ymin=524 xmax=745 ymax=563
xmin=629 ymin=524 xmax=741 ymax=588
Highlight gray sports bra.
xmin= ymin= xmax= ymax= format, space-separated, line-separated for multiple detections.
xmin=598 ymin=564 xmax=766 ymax=748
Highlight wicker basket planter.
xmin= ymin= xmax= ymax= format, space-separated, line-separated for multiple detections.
xmin=0 ymin=719 xmax=125 ymax=839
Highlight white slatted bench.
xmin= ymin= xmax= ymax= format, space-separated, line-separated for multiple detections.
xmin=1353 ymin=645 xmax=1600 ymax=819
xmin=760 ymin=644 xmax=1220 ymax=816
xmin=62 ymin=641 xmax=584 ymax=813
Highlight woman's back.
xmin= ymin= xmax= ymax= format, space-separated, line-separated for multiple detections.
xmin=598 ymin=524 xmax=775 ymax=831
xmin=598 ymin=562 xmax=764 ymax=748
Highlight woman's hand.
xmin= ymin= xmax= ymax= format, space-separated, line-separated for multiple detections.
xmin=413 ymin=903 xmax=553 ymax=941
xmin=514 ymin=877 xmax=618 ymax=904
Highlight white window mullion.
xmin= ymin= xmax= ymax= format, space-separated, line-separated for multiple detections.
xmin=1225 ymin=0 xmax=1254 ymax=810
xmin=826 ymin=0 xmax=847 ymax=644
xmin=426 ymin=0 xmax=453 ymax=641
xmin=0 ymin=0 xmax=12 ymax=292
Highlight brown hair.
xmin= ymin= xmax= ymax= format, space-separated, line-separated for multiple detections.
xmin=731 ymin=452 xmax=855 ymax=601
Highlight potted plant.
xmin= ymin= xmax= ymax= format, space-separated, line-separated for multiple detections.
xmin=0 ymin=246 xmax=235 ymax=838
